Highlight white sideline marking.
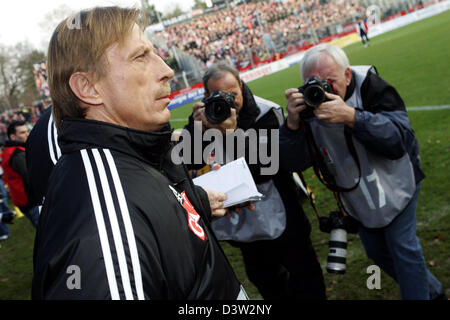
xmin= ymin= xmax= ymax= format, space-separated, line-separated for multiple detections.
xmin=407 ymin=105 xmax=450 ymax=111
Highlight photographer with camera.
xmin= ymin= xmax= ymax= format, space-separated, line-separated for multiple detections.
xmin=279 ymin=43 xmax=443 ymax=300
xmin=182 ymin=62 xmax=326 ymax=300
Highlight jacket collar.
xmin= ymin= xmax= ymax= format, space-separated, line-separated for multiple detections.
xmin=237 ymin=81 xmax=260 ymax=130
xmin=344 ymin=70 xmax=357 ymax=101
xmin=59 ymin=118 xmax=173 ymax=166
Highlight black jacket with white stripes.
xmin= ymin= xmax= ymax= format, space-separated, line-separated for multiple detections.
xmin=26 ymin=106 xmax=61 ymax=207
xmin=32 ymin=118 xmax=242 ymax=300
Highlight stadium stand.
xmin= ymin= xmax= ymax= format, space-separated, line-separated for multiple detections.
xmin=146 ymin=0 xmax=434 ymax=91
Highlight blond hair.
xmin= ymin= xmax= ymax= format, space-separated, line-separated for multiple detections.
xmin=47 ymin=6 xmax=145 ymax=129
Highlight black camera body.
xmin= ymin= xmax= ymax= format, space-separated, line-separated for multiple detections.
xmin=298 ymin=76 xmax=333 ymax=109
xmin=319 ymin=211 xmax=360 ymax=234
xmin=0 ymin=210 xmax=15 ymax=224
xmin=202 ymin=91 xmax=236 ymax=124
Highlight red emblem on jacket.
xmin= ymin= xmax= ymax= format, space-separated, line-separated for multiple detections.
xmin=169 ymin=185 xmax=206 ymax=241
xmin=181 ymin=191 xmax=206 ymax=241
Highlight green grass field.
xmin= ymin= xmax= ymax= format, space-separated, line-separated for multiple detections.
xmin=0 ymin=10 xmax=449 ymax=300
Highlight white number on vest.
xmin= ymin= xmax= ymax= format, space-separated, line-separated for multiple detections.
xmin=356 ymin=169 xmax=386 ymax=210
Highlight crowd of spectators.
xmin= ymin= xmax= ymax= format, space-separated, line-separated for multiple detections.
xmin=155 ymin=0 xmax=366 ymax=70
xmin=0 ymin=101 xmax=49 ymax=145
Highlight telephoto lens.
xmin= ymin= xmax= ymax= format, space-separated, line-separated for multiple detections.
xmin=326 ymin=228 xmax=348 ymax=274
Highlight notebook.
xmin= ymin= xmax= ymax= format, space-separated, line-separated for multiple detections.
xmin=193 ymin=157 xmax=264 ymax=208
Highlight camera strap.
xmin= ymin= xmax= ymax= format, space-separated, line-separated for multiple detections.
xmin=296 ymin=171 xmax=346 ymax=221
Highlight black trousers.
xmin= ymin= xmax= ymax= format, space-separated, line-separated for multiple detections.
xmin=360 ymin=30 xmax=370 ymax=44
xmin=230 ymin=208 xmax=326 ymax=300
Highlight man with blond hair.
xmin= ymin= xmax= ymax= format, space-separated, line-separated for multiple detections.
xmin=32 ymin=7 xmax=245 ymax=300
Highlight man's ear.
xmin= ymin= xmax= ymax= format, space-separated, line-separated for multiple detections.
xmin=69 ymin=72 xmax=102 ymax=106
xmin=345 ymin=67 xmax=352 ymax=86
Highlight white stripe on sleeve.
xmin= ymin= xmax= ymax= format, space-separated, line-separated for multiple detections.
xmin=80 ymin=149 xmax=120 ymax=300
xmin=92 ymin=149 xmax=134 ymax=300
xmin=104 ymin=149 xmax=145 ymax=300
xmin=53 ymin=120 xmax=62 ymax=159
xmin=47 ymin=113 xmax=57 ymax=165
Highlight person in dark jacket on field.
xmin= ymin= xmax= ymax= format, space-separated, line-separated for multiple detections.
xmin=180 ymin=62 xmax=326 ymax=300
xmin=3 ymin=121 xmax=39 ymax=228
xmin=26 ymin=106 xmax=61 ymax=208
xmin=280 ymin=43 xmax=443 ymax=300
xmin=32 ymin=6 xmax=245 ymax=300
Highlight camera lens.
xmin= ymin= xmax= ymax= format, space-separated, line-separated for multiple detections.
xmin=212 ymin=102 xmax=226 ymax=118
xmin=303 ymin=85 xmax=325 ymax=108
xmin=203 ymin=91 xmax=235 ymax=124
xmin=205 ymin=100 xmax=231 ymax=124
xmin=326 ymin=228 xmax=347 ymax=274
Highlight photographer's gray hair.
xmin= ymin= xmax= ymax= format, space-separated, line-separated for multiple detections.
xmin=300 ymin=44 xmax=350 ymax=82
